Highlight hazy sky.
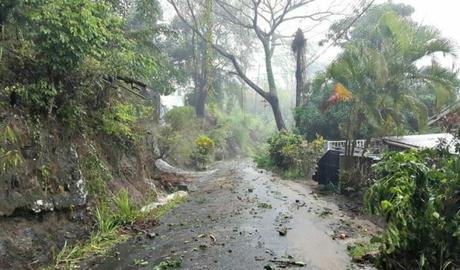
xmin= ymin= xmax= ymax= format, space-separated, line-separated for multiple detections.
xmin=314 ymin=0 xmax=460 ymax=67
xmin=160 ymin=0 xmax=460 ymax=91
xmin=398 ymin=0 xmax=460 ymax=46
xmin=392 ymin=0 xmax=459 ymax=69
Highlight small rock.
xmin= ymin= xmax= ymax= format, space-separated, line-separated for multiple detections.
xmin=277 ymin=227 xmax=287 ymax=236
xmin=177 ymin=184 xmax=189 ymax=191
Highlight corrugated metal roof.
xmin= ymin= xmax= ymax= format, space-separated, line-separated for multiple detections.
xmin=383 ymin=133 xmax=457 ymax=153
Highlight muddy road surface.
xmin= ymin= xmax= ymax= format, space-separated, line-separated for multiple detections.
xmin=86 ymin=160 xmax=379 ymax=270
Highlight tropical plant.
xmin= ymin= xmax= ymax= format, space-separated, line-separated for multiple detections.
xmin=324 ymin=11 xmax=459 ymax=139
xmin=298 ymin=4 xmax=460 ymax=141
xmin=191 ymin=135 xmax=215 ymax=170
xmin=112 ymin=189 xmax=141 ymax=225
xmin=365 ymin=149 xmax=460 ymax=269
xmin=259 ymin=131 xmax=325 ymax=178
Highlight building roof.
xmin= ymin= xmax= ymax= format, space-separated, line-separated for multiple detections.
xmin=383 ymin=133 xmax=457 ymax=153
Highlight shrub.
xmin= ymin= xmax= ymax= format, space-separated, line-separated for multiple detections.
xmin=164 ymin=106 xmax=197 ymax=130
xmin=80 ymin=144 xmax=112 ymax=198
xmin=365 ymin=149 xmax=460 ymax=269
xmin=254 ymin=147 xmax=274 ymax=169
xmin=267 ymin=131 xmax=303 ymax=170
xmin=5 ymin=81 xmax=57 ymax=114
xmin=100 ymin=103 xmax=137 ymax=139
xmin=191 ymin=135 xmax=215 ymax=170
xmin=157 ymin=126 xmax=182 ymax=159
xmin=0 ymin=123 xmax=24 ymax=173
xmin=257 ymin=132 xmax=325 ymax=178
xmin=57 ymin=101 xmax=84 ymax=130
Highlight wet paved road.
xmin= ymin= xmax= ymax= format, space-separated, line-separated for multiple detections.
xmin=85 ymin=160 xmax=378 ymax=270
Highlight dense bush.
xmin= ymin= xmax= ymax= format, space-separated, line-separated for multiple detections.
xmin=164 ymin=106 xmax=198 ymax=130
xmin=365 ymin=147 xmax=460 ymax=269
xmin=267 ymin=132 xmax=303 ymax=169
xmin=257 ymin=131 xmax=325 ymax=178
xmin=191 ymin=135 xmax=215 ymax=170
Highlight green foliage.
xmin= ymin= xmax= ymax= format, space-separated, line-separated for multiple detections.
xmin=101 ymin=104 xmax=135 ymax=137
xmin=5 ymin=81 xmax=57 ymax=114
xmin=56 ymin=100 xmax=84 ymax=130
xmin=112 ymin=189 xmax=142 ymax=225
xmin=254 ymin=148 xmax=274 ymax=169
xmin=45 ymin=189 xmax=187 ymax=269
xmin=161 ymin=105 xmax=270 ymax=167
xmin=157 ymin=126 xmax=182 ymax=159
xmin=191 ymin=135 xmax=215 ymax=170
xmin=298 ymin=4 xmax=459 ymax=140
xmin=94 ymin=206 xmax=119 ymax=234
xmin=80 ymin=144 xmax=112 ymax=197
xmin=208 ymin=108 xmax=270 ymax=156
xmin=153 ymin=257 xmax=182 ymax=270
xmin=365 ymin=149 xmax=460 ymax=269
xmin=164 ymin=106 xmax=198 ymax=130
xmin=349 ymin=241 xmax=380 ymax=262
xmin=0 ymin=0 xmax=177 ymax=134
xmin=267 ymin=132 xmax=303 ymax=170
xmin=0 ymin=123 xmax=24 ymax=173
xmin=100 ymin=103 xmax=138 ymax=139
xmin=258 ymin=131 xmax=325 ymax=178
xmin=44 ymin=229 xmax=127 ymax=270
xmin=160 ymin=106 xmax=199 ymax=165
xmin=26 ymin=0 xmax=123 ymax=74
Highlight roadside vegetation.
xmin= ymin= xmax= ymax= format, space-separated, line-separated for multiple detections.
xmin=255 ymin=131 xmax=325 ymax=179
xmin=253 ymin=3 xmax=460 ymax=269
xmin=0 ymin=0 xmax=459 ymax=269
xmin=364 ymin=134 xmax=460 ymax=269
xmin=45 ymin=190 xmax=187 ymax=270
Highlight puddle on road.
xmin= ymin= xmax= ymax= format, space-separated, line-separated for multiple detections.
xmin=240 ymin=166 xmax=355 ymax=270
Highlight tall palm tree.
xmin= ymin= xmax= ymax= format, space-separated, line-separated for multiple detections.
xmin=323 ymin=11 xmax=459 ymax=140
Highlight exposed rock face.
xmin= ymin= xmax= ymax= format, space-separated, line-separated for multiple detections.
xmin=0 ymin=132 xmax=87 ymax=217
xmin=0 ymin=116 xmax=163 ymax=269
xmin=0 ymin=209 xmax=92 ymax=270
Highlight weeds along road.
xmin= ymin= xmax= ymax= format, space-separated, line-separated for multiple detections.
xmin=85 ymin=160 xmax=378 ymax=270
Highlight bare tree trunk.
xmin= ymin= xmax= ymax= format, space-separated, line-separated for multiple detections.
xmin=263 ymin=41 xmax=287 ymax=131
xmin=293 ymin=29 xmax=306 ymax=108
xmin=195 ymin=41 xmax=207 ymax=118
xmin=292 ymin=29 xmax=309 ymax=129
xmin=267 ymin=93 xmax=286 ymax=131
xmin=190 ymin=0 xmax=214 ymax=118
xmin=195 ymin=81 xmax=206 ymax=118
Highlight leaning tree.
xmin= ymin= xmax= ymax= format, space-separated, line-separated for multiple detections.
xmin=168 ymin=0 xmax=364 ymax=131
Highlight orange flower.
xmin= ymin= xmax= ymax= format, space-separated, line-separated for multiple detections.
xmin=320 ymin=83 xmax=353 ymax=112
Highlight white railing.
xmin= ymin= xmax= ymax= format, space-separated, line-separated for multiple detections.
xmin=326 ymin=140 xmax=367 ymax=151
xmin=326 ymin=139 xmax=386 ymax=157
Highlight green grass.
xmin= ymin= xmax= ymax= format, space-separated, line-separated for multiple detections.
xmin=42 ymin=192 xmax=187 ymax=270
xmin=113 ymin=189 xmax=142 ymax=224
xmin=152 ymin=257 xmax=182 ymax=270
xmin=348 ymin=241 xmax=380 ymax=262
xmin=43 ymin=229 xmax=128 ymax=270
